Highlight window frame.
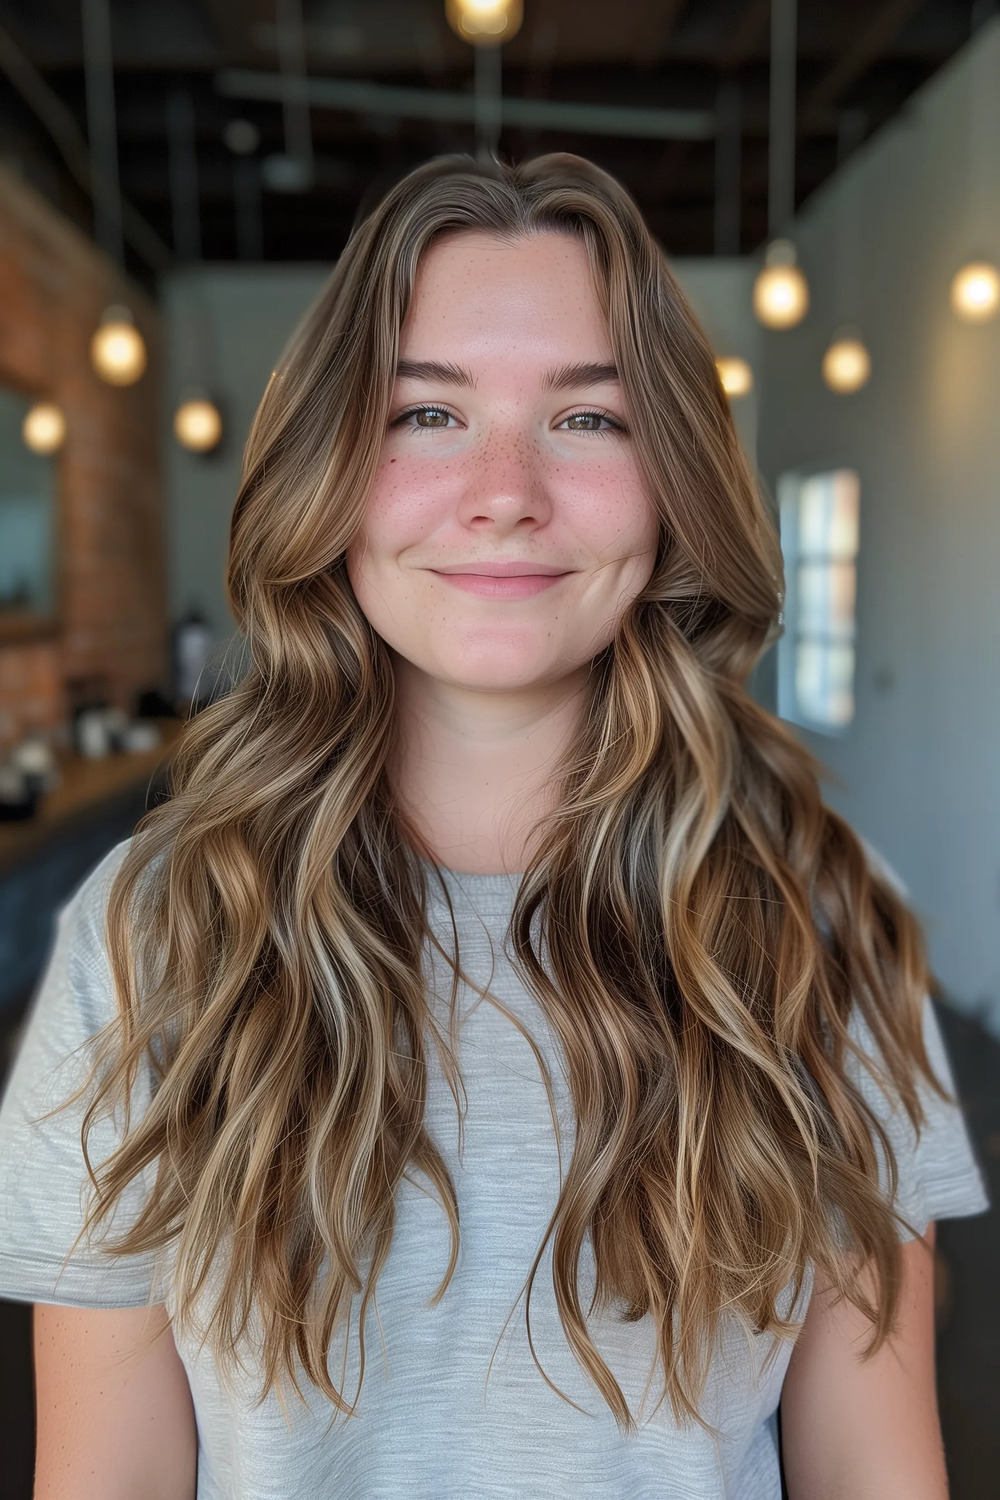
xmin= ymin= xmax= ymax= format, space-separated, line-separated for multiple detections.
xmin=776 ymin=464 xmax=861 ymax=737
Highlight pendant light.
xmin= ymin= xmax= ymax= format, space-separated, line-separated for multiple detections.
xmin=951 ymin=260 xmax=1000 ymax=323
xmin=951 ymin=23 xmax=999 ymax=323
xmin=822 ymin=111 xmax=872 ymax=394
xmin=445 ymin=0 xmax=522 ymax=44
xmin=82 ymin=0 xmax=147 ymax=383
xmin=22 ymin=401 xmax=67 ymax=454
xmin=822 ymin=328 xmax=871 ymax=393
xmin=445 ymin=0 xmax=520 ymax=162
xmin=753 ymin=0 xmax=809 ymax=329
xmin=90 ymin=304 xmax=147 ymax=385
xmin=753 ymin=239 xmax=809 ymax=328
xmin=173 ymin=391 xmax=224 ymax=453
xmin=167 ymin=89 xmax=225 ymax=455
xmin=89 ymin=305 xmax=148 ymax=386
xmin=716 ymin=356 xmax=754 ymax=398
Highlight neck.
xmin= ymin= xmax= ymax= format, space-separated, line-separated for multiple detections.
xmin=389 ymin=654 xmax=590 ymax=876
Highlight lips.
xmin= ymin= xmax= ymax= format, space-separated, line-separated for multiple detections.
xmin=432 ymin=562 xmax=569 ymax=577
xmin=427 ymin=560 xmax=574 ymax=600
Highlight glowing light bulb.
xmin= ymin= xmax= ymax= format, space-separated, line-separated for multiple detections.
xmin=173 ymin=396 xmax=223 ymax=453
xmin=950 ymin=261 xmax=1000 ymax=323
xmin=90 ymin=305 xmax=147 ymax=386
xmin=22 ymin=401 xmax=66 ymax=454
xmin=715 ymin=356 xmax=753 ymax=398
xmin=822 ymin=334 xmax=871 ymax=393
xmin=753 ymin=239 xmax=809 ymax=329
xmin=445 ymin=0 xmax=523 ymax=44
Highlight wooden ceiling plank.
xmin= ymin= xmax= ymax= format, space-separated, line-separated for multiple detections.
xmin=801 ymin=0 xmax=925 ymax=120
xmin=203 ymin=0 xmax=258 ymax=66
xmin=719 ymin=0 xmax=770 ymax=73
xmin=631 ymin=0 xmax=688 ymax=69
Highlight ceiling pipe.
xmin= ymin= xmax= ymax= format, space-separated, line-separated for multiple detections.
xmin=215 ymin=68 xmax=715 ymax=142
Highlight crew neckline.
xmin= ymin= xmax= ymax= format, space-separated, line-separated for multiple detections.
xmin=418 ymin=855 xmax=524 ymax=905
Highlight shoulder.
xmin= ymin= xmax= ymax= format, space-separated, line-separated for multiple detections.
xmin=63 ymin=837 xmax=136 ymax=931
xmin=59 ymin=833 xmax=170 ymax=971
xmin=51 ymin=840 xmax=135 ymax=1026
xmin=838 ymin=835 xmax=990 ymax=1234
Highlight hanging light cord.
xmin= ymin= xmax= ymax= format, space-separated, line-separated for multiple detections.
xmin=80 ymin=0 xmax=124 ymax=267
xmin=275 ymin=0 xmax=313 ymax=178
xmin=768 ymin=0 xmax=797 ymax=238
xmin=474 ymin=43 xmax=502 ymax=163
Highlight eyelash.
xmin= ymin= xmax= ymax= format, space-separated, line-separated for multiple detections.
xmin=391 ymin=405 xmax=457 ymax=431
xmin=391 ymin=404 xmax=627 ymax=435
xmin=561 ymin=408 xmax=627 ymax=435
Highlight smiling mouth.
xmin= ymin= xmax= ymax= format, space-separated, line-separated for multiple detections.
xmin=431 ymin=563 xmax=571 ymax=578
xmin=430 ymin=570 xmax=570 ymax=598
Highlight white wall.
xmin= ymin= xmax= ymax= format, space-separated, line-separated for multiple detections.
xmin=755 ymin=19 xmax=1000 ymax=1030
xmin=163 ymin=265 xmax=332 ymax=639
xmin=670 ymin=258 xmax=763 ymax=474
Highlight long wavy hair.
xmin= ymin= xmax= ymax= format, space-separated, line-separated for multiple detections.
xmin=57 ymin=152 xmax=944 ymax=1432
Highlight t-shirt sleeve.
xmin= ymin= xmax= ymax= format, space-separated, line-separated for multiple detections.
xmin=847 ymin=991 xmax=991 ymax=1241
xmin=847 ymin=837 xmax=990 ymax=1240
xmin=0 ymin=839 xmax=169 ymax=1308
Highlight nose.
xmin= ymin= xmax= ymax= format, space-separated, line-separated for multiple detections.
xmin=455 ymin=426 xmax=552 ymax=534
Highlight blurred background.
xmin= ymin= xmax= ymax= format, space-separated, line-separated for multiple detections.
xmin=0 ymin=1 xmax=997 ymax=1494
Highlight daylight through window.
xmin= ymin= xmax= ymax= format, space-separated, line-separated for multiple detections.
xmin=777 ymin=468 xmax=860 ymax=732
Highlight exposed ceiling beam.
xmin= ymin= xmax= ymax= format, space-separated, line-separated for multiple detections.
xmin=630 ymin=0 xmax=688 ymax=70
xmin=719 ymin=0 xmax=770 ymax=73
xmin=215 ymin=68 xmax=716 ymax=141
xmin=645 ymin=138 xmax=690 ymax=204
xmin=203 ymin=0 xmax=258 ymax=65
xmin=800 ymin=0 xmax=925 ymax=123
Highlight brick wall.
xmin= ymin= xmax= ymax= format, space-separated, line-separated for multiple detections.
xmin=0 ymin=164 xmax=167 ymax=750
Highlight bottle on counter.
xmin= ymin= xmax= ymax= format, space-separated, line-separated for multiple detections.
xmin=9 ymin=734 xmax=60 ymax=795
xmin=0 ymin=762 xmax=37 ymax=820
xmin=172 ymin=605 xmax=214 ymax=715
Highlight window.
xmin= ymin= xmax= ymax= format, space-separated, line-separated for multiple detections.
xmin=777 ymin=467 xmax=860 ymax=733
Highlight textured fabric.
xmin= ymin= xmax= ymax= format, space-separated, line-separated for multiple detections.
xmin=0 ymin=839 xmax=990 ymax=1499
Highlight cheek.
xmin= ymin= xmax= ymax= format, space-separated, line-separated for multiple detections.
xmin=354 ymin=453 xmax=458 ymax=549
xmin=557 ymin=457 xmax=657 ymax=553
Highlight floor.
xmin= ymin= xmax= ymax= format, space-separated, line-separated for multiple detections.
xmin=0 ymin=998 xmax=996 ymax=1497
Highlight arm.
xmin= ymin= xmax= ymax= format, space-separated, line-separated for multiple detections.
xmin=32 ymin=1302 xmax=197 ymax=1500
xmin=780 ymin=1222 xmax=947 ymax=1500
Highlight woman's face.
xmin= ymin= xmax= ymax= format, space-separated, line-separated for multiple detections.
xmin=345 ymin=230 xmax=660 ymax=696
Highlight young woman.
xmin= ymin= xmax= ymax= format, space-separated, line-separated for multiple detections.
xmin=0 ymin=153 xmax=988 ymax=1500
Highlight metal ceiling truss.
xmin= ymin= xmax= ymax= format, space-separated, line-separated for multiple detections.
xmin=0 ymin=0 xmax=980 ymax=274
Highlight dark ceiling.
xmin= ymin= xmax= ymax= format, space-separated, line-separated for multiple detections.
xmin=0 ymin=0 xmax=987 ymax=286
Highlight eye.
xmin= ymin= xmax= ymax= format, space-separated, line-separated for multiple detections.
xmin=558 ymin=409 xmax=626 ymax=434
xmin=393 ymin=404 xmax=457 ymax=430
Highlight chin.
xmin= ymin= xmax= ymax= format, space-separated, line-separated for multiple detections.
xmin=432 ymin=655 xmax=564 ymax=691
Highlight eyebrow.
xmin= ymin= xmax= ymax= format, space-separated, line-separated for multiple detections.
xmin=393 ymin=358 xmax=621 ymax=392
xmin=395 ymin=359 xmax=475 ymax=386
xmin=543 ymin=361 xmax=620 ymax=390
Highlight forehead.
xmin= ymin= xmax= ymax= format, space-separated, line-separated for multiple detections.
xmin=400 ymin=230 xmax=612 ymax=359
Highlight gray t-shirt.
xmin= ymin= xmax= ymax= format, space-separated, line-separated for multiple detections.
xmin=0 ymin=839 xmax=989 ymax=1499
